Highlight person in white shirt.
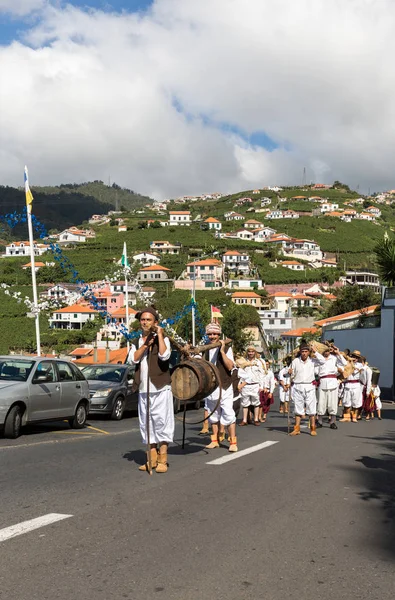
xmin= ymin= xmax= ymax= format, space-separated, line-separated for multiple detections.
xmin=128 ymin=307 xmax=174 ymax=473
xmin=360 ymin=357 xmax=373 ymax=419
xmin=369 ymin=384 xmax=382 ymax=420
xmin=259 ymin=360 xmax=276 ymax=423
xmin=340 ymin=350 xmax=364 ymax=423
xmin=237 ymin=346 xmax=266 ymax=426
xmin=278 ymin=358 xmax=292 ymax=414
xmin=316 ymin=346 xmax=347 ymax=430
xmin=289 ymin=343 xmax=326 ymax=436
xmin=203 ymin=322 xmax=238 ymax=452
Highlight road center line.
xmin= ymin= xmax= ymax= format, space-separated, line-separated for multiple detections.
xmin=206 ymin=440 xmax=279 ymax=465
xmin=0 ymin=513 xmax=73 ymax=543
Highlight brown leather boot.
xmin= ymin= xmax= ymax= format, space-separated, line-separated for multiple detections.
xmin=351 ymin=409 xmax=358 ymax=423
xmin=285 ymin=402 xmax=289 ymax=414
xmin=289 ymin=424 xmax=301 ymax=436
xmin=228 ymin=437 xmax=238 ymax=452
xmin=206 ymin=435 xmax=219 ymax=449
xmin=279 ymin=403 xmax=284 ymax=414
xmin=310 ymin=418 xmax=317 ymax=436
xmin=139 ymin=447 xmax=158 ymax=471
xmin=156 ymin=450 xmax=168 ymax=473
xmin=199 ymin=423 xmax=210 ymax=435
xmin=339 ymin=407 xmax=351 ymax=422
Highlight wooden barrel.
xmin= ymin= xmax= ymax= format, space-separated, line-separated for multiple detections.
xmin=371 ymin=367 xmax=380 ymax=386
xmin=171 ymin=359 xmax=219 ymax=401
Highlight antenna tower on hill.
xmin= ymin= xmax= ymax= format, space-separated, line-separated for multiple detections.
xmin=302 ymin=167 xmax=306 ymax=187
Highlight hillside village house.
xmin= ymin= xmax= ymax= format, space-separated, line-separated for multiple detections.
xmin=321 ymin=203 xmax=339 ymax=213
xmin=150 ymin=241 xmax=182 ymax=255
xmin=109 ymin=282 xmax=138 ymax=304
xmin=226 ymin=278 xmax=263 ymax=290
xmin=204 ymin=217 xmax=222 ymax=230
xmin=261 ymin=198 xmax=272 ymax=206
xmin=141 ymin=286 xmax=156 ymax=300
xmin=222 ymin=250 xmax=250 ymax=274
xmin=280 ymin=260 xmax=305 ymax=271
xmin=118 ymin=225 xmax=127 ymax=232
xmin=50 ymin=303 xmax=98 ymax=330
xmin=343 ymin=270 xmax=380 ymax=293
xmin=282 ymin=239 xmax=323 ymax=261
xmin=58 ymin=227 xmax=95 ymax=243
xmin=269 ymin=291 xmax=315 ymax=312
xmin=244 ymin=219 xmax=262 ymax=229
xmin=253 ymin=227 xmax=277 ymax=240
xmin=357 ymin=212 xmax=375 ymax=221
xmin=186 ymin=258 xmax=224 ymax=283
xmin=97 ymin=307 xmax=138 ymax=343
xmin=5 ymin=240 xmax=50 ymax=257
xmin=169 ymin=211 xmax=191 ymax=225
xmin=132 ymin=252 xmax=160 ymax=265
xmin=137 ymin=264 xmax=172 ymax=281
xmin=22 ymin=261 xmax=46 ymax=272
xmin=283 ymin=210 xmax=299 ymax=219
xmin=266 ymin=210 xmax=284 ymax=219
xmin=231 ymin=291 xmax=262 ymax=308
xmin=367 ymin=206 xmax=381 ymax=217
xmin=224 ymin=212 xmax=244 ymax=221
xmin=236 ymin=197 xmax=253 ymax=206
xmin=91 ymin=290 xmax=125 ymax=314
xmin=259 ymin=309 xmax=293 ymax=346
xmin=236 ymin=229 xmax=255 ymax=241
xmin=42 ymin=283 xmax=80 ymax=302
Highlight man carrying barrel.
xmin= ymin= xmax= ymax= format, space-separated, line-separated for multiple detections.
xmin=127 ymin=307 xmax=174 ymax=473
xmin=203 ymin=322 xmax=238 ymax=452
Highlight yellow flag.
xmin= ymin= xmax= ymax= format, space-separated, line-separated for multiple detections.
xmin=24 ymin=166 xmax=33 ymax=210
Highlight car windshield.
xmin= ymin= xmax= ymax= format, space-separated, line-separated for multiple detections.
xmin=0 ymin=359 xmax=35 ymax=382
xmin=81 ymin=366 xmax=125 ymax=382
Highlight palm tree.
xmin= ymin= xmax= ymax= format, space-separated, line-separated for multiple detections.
xmin=373 ymin=233 xmax=395 ymax=286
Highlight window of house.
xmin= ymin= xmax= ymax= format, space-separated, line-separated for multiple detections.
xmin=74 ymin=314 xmax=78 ymax=318
xmin=269 ymin=319 xmax=275 ymax=325
xmin=143 ymin=274 xmax=147 ymax=279
xmin=155 ymin=274 xmax=160 ymax=279
xmin=281 ymin=319 xmax=286 ymax=324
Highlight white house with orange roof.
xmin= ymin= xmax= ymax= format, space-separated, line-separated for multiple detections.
xmin=132 ymin=251 xmax=160 ymax=265
xmin=236 ymin=228 xmax=255 ymax=241
xmin=21 ymin=261 xmax=46 ymax=272
xmin=204 ymin=217 xmax=222 ymax=230
xmin=137 ymin=265 xmax=172 ymax=281
xmin=97 ymin=306 xmax=138 ymax=344
xmin=244 ymin=219 xmax=262 ymax=229
xmin=49 ymin=303 xmax=99 ymax=330
xmin=357 ymin=212 xmax=375 ymax=221
xmin=321 ymin=202 xmax=339 ymax=213
xmin=280 ymin=260 xmax=305 ymax=271
xmin=224 ymin=211 xmax=244 ymax=221
xmin=5 ymin=240 xmax=50 ymax=257
xmin=231 ymin=291 xmax=262 ymax=308
xmin=222 ymin=250 xmax=250 ymax=274
xmin=150 ymin=241 xmax=182 ymax=255
xmin=253 ymin=226 xmax=277 ymax=241
xmin=169 ymin=210 xmax=191 ymax=225
xmin=185 ymin=258 xmax=224 ymax=281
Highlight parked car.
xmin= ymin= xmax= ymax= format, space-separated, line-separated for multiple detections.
xmin=0 ymin=356 xmax=90 ymax=439
xmin=80 ymin=364 xmax=137 ymax=420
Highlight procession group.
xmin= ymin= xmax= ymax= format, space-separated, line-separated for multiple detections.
xmin=127 ymin=309 xmax=382 ymax=473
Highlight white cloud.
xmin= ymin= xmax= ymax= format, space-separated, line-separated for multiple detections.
xmin=0 ymin=0 xmax=46 ymax=16
xmin=0 ymin=0 xmax=395 ymax=198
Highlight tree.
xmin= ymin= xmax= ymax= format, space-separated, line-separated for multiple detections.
xmin=373 ymin=234 xmax=395 ymax=286
xmin=221 ymin=303 xmax=259 ymax=355
xmin=324 ymin=286 xmax=380 ymax=318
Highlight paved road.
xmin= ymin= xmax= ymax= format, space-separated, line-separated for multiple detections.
xmin=1 ymin=402 xmax=395 ymax=600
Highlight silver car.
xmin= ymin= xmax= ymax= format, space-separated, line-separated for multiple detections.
xmin=0 ymin=356 xmax=90 ymax=439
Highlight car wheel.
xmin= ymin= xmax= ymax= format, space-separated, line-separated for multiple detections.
xmin=4 ymin=405 xmax=22 ymax=439
xmin=69 ymin=402 xmax=87 ymax=429
xmin=111 ymin=396 xmax=125 ymax=420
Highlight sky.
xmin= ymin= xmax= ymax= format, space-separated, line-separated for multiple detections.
xmin=0 ymin=0 xmax=394 ymax=200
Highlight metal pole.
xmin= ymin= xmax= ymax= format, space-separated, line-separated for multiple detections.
xmin=124 ymin=267 xmax=130 ymax=353
xmin=27 ymin=207 xmax=41 ymax=356
xmin=191 ymin=266 xmax=196 ymax=346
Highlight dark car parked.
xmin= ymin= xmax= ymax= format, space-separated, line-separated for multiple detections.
xmin=81 ymin=364 xmax=137 ymax=420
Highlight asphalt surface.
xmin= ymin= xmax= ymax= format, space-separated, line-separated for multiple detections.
xmin=1 ymin=401 xmax=395 ymax=600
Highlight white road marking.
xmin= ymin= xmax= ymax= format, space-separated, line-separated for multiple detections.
xmin=0 ymin=513 xmax=73 ymax=542
xmin=206 ymin=440 xmax=279 ymax=465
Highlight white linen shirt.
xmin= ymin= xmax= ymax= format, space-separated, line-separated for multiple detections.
xmin=262 ymin=369 xmax=275 ymax=393
xmin=129 ymin=335 xmax=171 ymax=393
xmin=238 ymin=360 xmax=265 ymax=387
xmin=291 ymin=353 xmax=325 ymax=386
xmin=318 ymin=354 xmax=347 ymax=390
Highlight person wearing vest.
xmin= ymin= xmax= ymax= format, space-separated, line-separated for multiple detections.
xmin=127 ymin=307 xmax=174 ymax=473
xmin=316 ymin=346 xmax=347 ymax=430
xmin=203 ymin=321 xmax=238 ymax=452
xmin=340 ymin=350 xmax=364 ymax=423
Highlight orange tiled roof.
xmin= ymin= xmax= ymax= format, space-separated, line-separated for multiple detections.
xmin=139 ymin=265 xmax=171 ymax=271
xmin=187 ymin=259 xmax=222 ymax=266
xmin=281 ymin=327 xmax=318 ymax=337
xmin=232 ymin=291 xmax=261 ymax=298
xmin=69 ymin=348 xmax=93 ymax=357
xmin=223 ymin=250 xmax=242 ymax=256
xmin=281 ymin=261 xmax=302 ymax=265
xmin=54 ymin=303 xmax=98 ymax=314
xmin=74 ymin=347 xmax=128 ymax=365
xmin=169 ymin=211 xmax=191 ymax=215
xmin=22 ymin=262 xmax=45 ymax=267
xmin=109 ymin=307 xmax=138 ymax=318
xmin=314 ymin=304 xmax=379 ymax=326
xmin=204 ymin=217 xmax=221 ymax=223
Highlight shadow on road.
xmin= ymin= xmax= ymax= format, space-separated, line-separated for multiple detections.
xmin=347 ymin=426 xmax=395 ymax=558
